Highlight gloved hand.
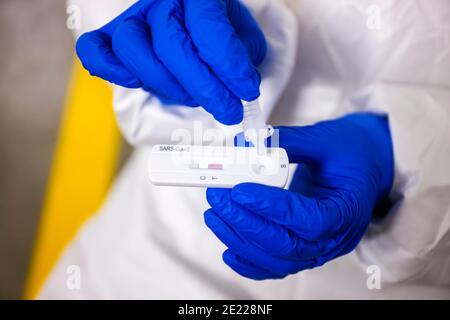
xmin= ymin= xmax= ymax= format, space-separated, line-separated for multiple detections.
xmin=76 ymin=0 xmax=267 ymax=125
xmin=205 ymin=113 xmax=394 ymax=280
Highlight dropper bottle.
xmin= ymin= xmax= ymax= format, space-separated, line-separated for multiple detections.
xmin=241 ymin=99 xmax=274 ymax=154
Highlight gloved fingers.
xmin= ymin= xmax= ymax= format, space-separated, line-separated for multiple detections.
xmin=206 ymin=188 xmax=329 ymax=260
xmin=111 ymin=17 xmax=197 ymax=106
xmin=184 ymin=0 xmax=262 ymax=101
xmin=222 ymin=250 xmax=284 ymax=280
xmin=207 ymin=189 xmax=359 ymax=271
xmin=76 ymin=31 xmax=142 ymax=88
xmin=146 ymin=0 xmax=243 ymax=125
xmin=231 ymin=183 xmax=348 ymax=241
xmin=224 ymin=0 xmax=267 ymax=67
xmin=204 ymin=209 xmax=314 ymax=275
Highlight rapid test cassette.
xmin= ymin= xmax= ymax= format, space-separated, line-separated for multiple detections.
xmin=148 ymin=144 xmax=289 ymax=188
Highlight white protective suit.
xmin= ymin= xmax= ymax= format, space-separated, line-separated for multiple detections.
xmin=40 ymin=0 xmax=450 ymax=299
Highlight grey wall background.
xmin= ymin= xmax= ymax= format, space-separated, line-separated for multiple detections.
xmin=0 ymin=0 xmax=73 ymax=299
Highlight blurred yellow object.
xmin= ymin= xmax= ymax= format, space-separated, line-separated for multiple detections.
xmin=23 ymin=58 xmax=121 ymax=299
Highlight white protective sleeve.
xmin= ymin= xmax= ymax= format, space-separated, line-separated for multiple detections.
xmin=67 ymin=0 xmax=136 ymax=38
xmin=355 ymin=1 xmax=450 ymax=288
xmin=280 ymin=0 xmax=450 ymax=291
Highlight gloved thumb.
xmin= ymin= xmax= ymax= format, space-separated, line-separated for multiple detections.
xmin=274 ymin=126 xmax=329 ymax=165
xmin=235 ymin=126 xmax=327 ymax=165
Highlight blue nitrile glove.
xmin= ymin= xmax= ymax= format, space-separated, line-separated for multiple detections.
xmin=76 ymin=0 xmax=267 ymax=125
xmin=204 ymin=113 xmax=394 ymax=280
